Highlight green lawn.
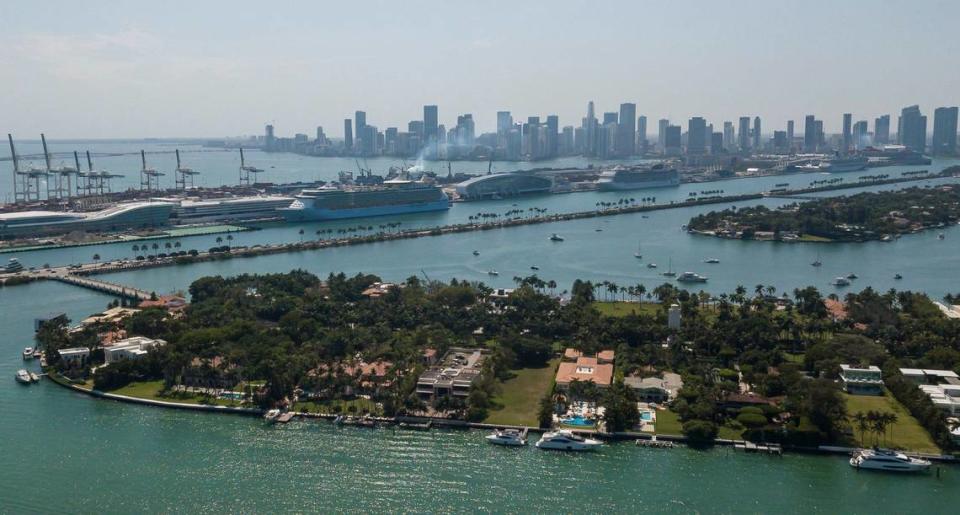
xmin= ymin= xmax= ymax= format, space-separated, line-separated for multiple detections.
xmin=594 ymin=301 xmax=661 ymax=317
xmin=108 ymin=380 xmax=238 ymax=407
xmin=782 ymin=352 xmax=805 ymax=364
xmin=654 ymin=408 xmax=743 ymax=439
xmin=293 ymin=398 xmax=383 ymax=416
xmin=844 ymin=391 xmax=939 ymax=453
xmin=484 ymin=358 xmax=559 ymax=427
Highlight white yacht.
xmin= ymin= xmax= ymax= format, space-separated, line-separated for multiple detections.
xmin=22 ymin=347 xmax=35 ymax=360
xmin=705 ymin=258 xmax=720 ymax=264
xmin=549 ymin=233 xmax=564 ymax=242
xmin=647 ymin=263 xmax=658 ymax=269
xmin=676 ymin=272 xmax=708 ymax=283
xmin=15 ymin=369 xmax=31 ymax=384
xmin=832 ymin=277 xmax=851 ymax=287
xmin=535 ymin=430 xmax=603 ymax=451
xmin=850 ymin=448 xmax=931 ymax=472
xmin=485 ymin=429 xmax=528 ymax=446
xmin=29 ymin=372 xmax=40 ymax=382
xmin=264 ymin=409 xmax=282 ymax=423
xmin=487 ymin=270 xmax=499 ymax=276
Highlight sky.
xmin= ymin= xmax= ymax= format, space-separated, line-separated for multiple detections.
xmin=1 ymin=0 xmax=958 ymax=139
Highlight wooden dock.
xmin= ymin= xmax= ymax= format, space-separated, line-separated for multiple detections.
xmin=734 ymin=441 xmax=783 ymax=455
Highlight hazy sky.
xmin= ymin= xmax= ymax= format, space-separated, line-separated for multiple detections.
xmin=2 ymin=0 xmax=958 ymax=138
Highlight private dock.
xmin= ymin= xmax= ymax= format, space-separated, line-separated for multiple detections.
xmin=734 ymin=441 xmax=783 ymax=455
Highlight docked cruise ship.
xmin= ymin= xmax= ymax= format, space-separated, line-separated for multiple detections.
xmin=596 ymin=165 xmax=680 ymax=191
xmin=823 ymin=156 xmax=868 ymax=173
xmin=279 ymin=179 xmax=450 ymax=222
xmin=162 ymin=196 xmax=294 ymax=224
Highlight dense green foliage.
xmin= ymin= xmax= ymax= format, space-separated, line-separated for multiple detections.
xmin=688 ymin=185 xmax=960 ymax=241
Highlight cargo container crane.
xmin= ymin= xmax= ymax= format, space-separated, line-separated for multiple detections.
xmin=140 ymin=150 xmax=164 ymax=191
xmin=79 ymin=151 xmax=123 ymax=195
xmin=41 ymin=134 xmax=80 ymax=200
xmin=239 ymin=147 xmax=263 ymax=186
xmin=7 ymin=133 xmax=46 ymax=203
xmin=174 ymin=149 xmax=200 ymax=190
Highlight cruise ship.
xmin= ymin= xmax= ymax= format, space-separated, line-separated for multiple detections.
xmin=596 ymin=165 xmax=680 ymax=191
xmin=823 ymin=156 xmax=868 ymax=173
xmin=279 ymin=179 xmax=450 ymax=222
xmin=161 ymin=196 xmax=294 ymax=224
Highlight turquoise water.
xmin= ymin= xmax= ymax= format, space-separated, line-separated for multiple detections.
xmin=642 ymin=411 xmax=654 ymax=421
xmin=2 ymin=146 xmax=960 ymax=511
xmin=561 ymin=415 xmax=596 ymax=427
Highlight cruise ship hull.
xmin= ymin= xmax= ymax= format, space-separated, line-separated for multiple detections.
xmin=279 ymin=198 xmax=450 ymax=222
xmin=597 ymin=178 xmax=679 ymax=191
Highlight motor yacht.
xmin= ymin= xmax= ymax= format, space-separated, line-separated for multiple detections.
xmin=832 ymin=277 xmax=851 ymax=287
xmin=647 ymin=263 xmax=658 ymax=269
xmin=485 ymin=429 xmax=528 ymax=446
xmin=22 ymin=347 xmax=34 ymax=360
xmin=15 ymin=369 xmax=31 ymax=384
xmin=849 ymin=448 xmax=931 ymax=472
xmin=535 ymin=430 xmax=603 ymax=451
xmin=846 ymin=273 xmax=858 ymax=280
xmin=530 ymin=265 xmax=539 ymax=271
xmin=704 ymin=258 xmax=720 ymax=264
xmin=472 ymin=250 xmax=480 ymax=256
xmin=676 ymin=272 xmax=708 ymax=283
xmin=894 ymin=273 xmax=903 ymax=280
xmin=264 ymin=409 xmax=282 ymax=423
xmin=487 ymin=270 xmax=499 ymax=276
xmin=549 ymin=233 xmax=564 ymax=242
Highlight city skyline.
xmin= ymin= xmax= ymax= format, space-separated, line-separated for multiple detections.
xmin=2 ymin=0 xmax=959 ymax=138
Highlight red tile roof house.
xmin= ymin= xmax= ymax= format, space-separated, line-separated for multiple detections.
xmin=555 ymin=349 xmax=615 ymax=390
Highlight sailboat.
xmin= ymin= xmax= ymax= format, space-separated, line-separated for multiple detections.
xmin=811 ymin=251 xmax=822 ymax=267
xmin=634 ymin=241 xmax=642 ymax=259
xmin=662 ymin=258 xmax=676 ymax=277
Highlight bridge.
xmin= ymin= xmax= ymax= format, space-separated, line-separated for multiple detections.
xmin=49 ymin=273 xmax=153 ymax=301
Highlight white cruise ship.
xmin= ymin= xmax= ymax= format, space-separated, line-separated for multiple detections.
xmin=596 ymin=164 xmax=680 ymax=191
xmin=164 ymin=196 xmax=294 ymax=224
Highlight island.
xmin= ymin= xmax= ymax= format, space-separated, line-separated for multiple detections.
xmin=687 ymin=184 xmax=960 ymax=242
xmin=35 ymin=271 xmax=960 ymax=453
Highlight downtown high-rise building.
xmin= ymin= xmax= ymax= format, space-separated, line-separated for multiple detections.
xmin=637 ymin=115 xmax=648 ymax=152
xmin=423 ymin=105 xmax=438 ymax=143
xmin=664 ymin=125 xmax=682 ymax=156
xmin=687 ymin=116 xmax=707 ymax=154
xmin=874 ymin=115 xmax=890 ymax=145
xmin=852 ymin=120 xmax=869 ymax=150
xmin=786 ymin=120 xmax=794 ymax=150
xmin=932 ymin=106 xmax=959 ymax=156
xmin=343 ymin=119 xmax=353 ymax=150
xmin=354 ymin=111 xmax=367 ymax=151
xmin=898 ymin=105 xmax=927 ymax=152
xmin=842 ymin=113 xmax=852 ymax=152
xmin=752 ymin=116 xmax=762 ymax=151
xmin=583 ymin=101 xmax=598 ymax=157
xmin=546 ymin=115 xmax=560 ymax=158
xmin=658 ymin=119 xmax=669 ymax=151
xmin=803 ymin=115 xmax=820 ymax=152
xmin=617 ymin=103 xmax=636 ymax=156
xmin=710 ymin=131 xmax=724 ymax=154
xmin=723 ymin=121 xmax=735 ymax=150
xmin=738 ymin=117 xmax=751 ymax=152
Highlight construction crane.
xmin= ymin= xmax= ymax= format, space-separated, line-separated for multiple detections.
xmin=7 ymin=133 xmax=46 ymax=203
xmin=140 ymin=150 xmax=164 ymax=192
xmin=239 ymin=147 xmax=264 ymax=187
xmin=174 ymin=149 xmax=200 ymax=190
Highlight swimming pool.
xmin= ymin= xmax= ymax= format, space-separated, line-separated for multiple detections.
xmin=560 ymin=415 xmax=595 ymax=427
xmin=641 ymin=411 xmax=654 ymax=421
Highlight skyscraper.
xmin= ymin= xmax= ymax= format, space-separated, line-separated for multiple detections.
xmin=343 ymin=119 xmax=353 ymax=150
xmin=803 ymin=115 xmax=818 ymax=152
xmin=423 ymin=105 xmax=438 ymax=143
xmin=687 ymin=117 xmax=707 ymax=154
xmin=852 ymin=120 xmax=868 ymax=150
xmin=932 ymin=106 xmax=959 ymax=156
xmin=265 ymin=124 xmax=275 ymax=151
xmin=786 ymin=120 xmax=794 ymax=151
xmin=637 ymin=116 xmax=648 ymax=152
xmin=874 ymin=115 xmax=890 ymax=145
xmin=752 ymin=116 xmax=762 ymax=151
xmin=355 ymin=111 xmax=367 ymax=150
xmin=898 ymin=105 xmax=927 ymax=152
xmin=658 ymin=119 xmax=669 ymax=151
xmin=584 ymin=101 xmax=597 ymax=157
xmin=617 ymin=103 xmax=636 ymax=156
xmin=738 ymin=117 xmax=751 ymax=152
xmin=710 ymin=132 xmax=724 ymax=154
xmin=603 ymin=112 xmax=618 ymax=125
xmin=546 ymin=115 xmax=559 ymax=158
xmin=723 ymin=121 xmax=735 ymax=150
xmin=664 ymin=125 xmax=682 ymax=156
xmin=842 ymin=113 xmax=852 ymax=152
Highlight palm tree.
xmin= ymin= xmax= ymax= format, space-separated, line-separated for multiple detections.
xmin=853 ymin=412 xmax=869 ymax=447
xmin=151 ymin=243 xmax=159 ymax=256
xmin=298 ymin=228 xmax=305 ymax=242
xmin=164 ymin=241 xmax=172 ymax=251
xmin=637 ymin=284 xmax=646 ymax=306
xmin=174 ymin=241 xmax=181 ymax=249
xmin=215 ymin=236 xmax=223 ymax=245
xmin=132 ymin=244 xmax=140 ymax=254
xmin=92 ymin=253 xmax=100 ymax=263
xmin=226 ymin=234 xmax=234 ymax=242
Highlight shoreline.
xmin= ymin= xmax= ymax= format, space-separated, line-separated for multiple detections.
xmin=42 ymin=371 xmax=957 ymax=463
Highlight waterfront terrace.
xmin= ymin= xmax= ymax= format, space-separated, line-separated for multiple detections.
xmin=416 ymin=348 xmax=488 ymax=400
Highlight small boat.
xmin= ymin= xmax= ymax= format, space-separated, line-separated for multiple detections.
xmin=812 ymin=252 xmax=822 ymax=267
xmin=22 ymin=347 xmax=35 ymax=360
xmin=634 ymin=241 xmax=642 ymax=259
xmin=535 ymin=430 xmax=603 ymax=452
xmin=647 ymin=263 xmax=658 ymax=269
xmin=676 ymin=271 xmax=708 ymax=283
xmin=595 ymin=228 xmax=603 ymax=232
xmin=850 ymin=448 xmax=931 ymax=472
xmin=894 ymin=273 xmax=903 ymax=280
xmin=704 ymin=258 xmax=720 ymax=264
xmin=15 ymin=369 xmax=31 ymax=384
xmin=485 ymin=429 xmax=528 ymax=446
xmin=549 ymin=233 xmax=564 ymax=242
xmin=847 ymin=273 xmax=858 ymax=280
xmin=487 ymin=270 xmax=499 ymax=276
xmin=472 ymin=250 xmax=480 ymax=256
xmin=662 ymin=258 xmax=676 ymax=277
xmin=530 ymin=265 xmax=539 ymax=271
xmin=264 ymin=409 xmax=282 ymax=423
xmin=938 ymin=233 xmax=945 ymax=240
xmin=832 ymin=277 xmax=851 ymax=287
xmin=29 ymin=372 xmax=40 ymax=382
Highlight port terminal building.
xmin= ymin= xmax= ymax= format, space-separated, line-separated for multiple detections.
xmin=0 ymin=202 xmax=174 ymax=239
xmin=454 ymin=172 xmax=552 ymax=200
